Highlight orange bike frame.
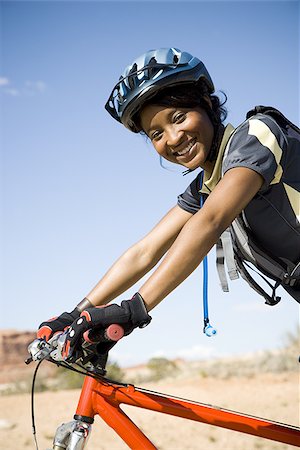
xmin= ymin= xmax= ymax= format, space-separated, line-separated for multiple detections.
xmin=75 ymin=375 xmax=300 ymax=449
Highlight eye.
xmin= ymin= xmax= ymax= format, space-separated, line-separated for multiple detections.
xmin=150 ymin=130 xmax=163 ymax=141
xmin=173 ymin=112 xmax=186 ymax=123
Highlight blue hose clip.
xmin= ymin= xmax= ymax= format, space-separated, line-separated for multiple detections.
xmin=199 ymin=171 xmax=217 ymax=338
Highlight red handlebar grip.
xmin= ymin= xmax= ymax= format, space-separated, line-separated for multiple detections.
xmin=105 ymin=324 xmax=124 ymax=341
xmin=83 ymin=324 xmax=124 ymax=344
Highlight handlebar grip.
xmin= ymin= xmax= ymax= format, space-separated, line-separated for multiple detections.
xmin=105 ymin=324 xmax=125 ymax=341
xmin=83 ymin=324 xmax=124 ymax=344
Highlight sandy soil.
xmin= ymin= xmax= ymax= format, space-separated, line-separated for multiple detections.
xmin=0 ymin=372 xmax=299 ymax=450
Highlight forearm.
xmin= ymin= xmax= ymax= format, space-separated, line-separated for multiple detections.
xmin=85 ymin=242 xmax=162 ymax=306
xmin=139 ymin=214 xmax=221 ymax=310
xmin=139 ymin=167 xmax=264 ymax=311
xmin=85 ymin=206 xmax=191 ymax=307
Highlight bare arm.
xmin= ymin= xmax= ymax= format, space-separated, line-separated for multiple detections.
xmin=139 ymin=167 xmax=264 ymax=310
xmin=86 ymin=205 xmax=193 ymax=306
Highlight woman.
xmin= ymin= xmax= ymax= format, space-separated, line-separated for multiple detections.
xmin=37 ymin=48 xmax=300 ymax=359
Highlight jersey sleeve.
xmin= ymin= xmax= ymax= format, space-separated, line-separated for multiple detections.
xmin=222 ymin=114 xmax=286 ymax=192
xmin=177 ymin=172 xmax=201 ymax=214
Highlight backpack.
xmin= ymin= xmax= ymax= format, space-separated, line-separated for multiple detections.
xmin=215 ymin=106 xmax=300 ymax=305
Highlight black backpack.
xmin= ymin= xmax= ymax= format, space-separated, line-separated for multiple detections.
xmin=216 ymin=106 xmax=300 ymax=305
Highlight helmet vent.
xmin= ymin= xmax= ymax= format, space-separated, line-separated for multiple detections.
xmin=145 ymin=56 xmax=158 ymax=80
xmin=128 ymin=63 xmax=138 ymax=90
xmin=148 ymin=56 xmax=157 ymax=65
xmin=173 ymin=55 xmax=179 ymax=64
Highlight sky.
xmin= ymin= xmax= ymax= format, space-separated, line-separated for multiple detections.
xmin=1 ymin=0 xmax=299 ymax=367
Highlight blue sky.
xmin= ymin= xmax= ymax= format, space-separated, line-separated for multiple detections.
xmin=1 ymin=1 xmax=299 ymax=366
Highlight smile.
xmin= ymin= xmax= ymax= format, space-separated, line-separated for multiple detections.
xmin=174 ymin=138 xmax=197 ymax=157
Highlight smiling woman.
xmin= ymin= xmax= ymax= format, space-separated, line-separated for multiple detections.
xmin=36 ymin=47 xmax=300 ymax=363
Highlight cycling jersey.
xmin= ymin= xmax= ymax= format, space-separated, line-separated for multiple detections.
xmin=177 ymin=113 xmax=300 ymax=290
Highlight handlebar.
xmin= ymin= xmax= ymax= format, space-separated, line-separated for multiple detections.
xmin=26 ymin=324 xmax=125 ymax=374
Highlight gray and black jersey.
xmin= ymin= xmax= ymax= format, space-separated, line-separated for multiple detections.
xmin=177 ymin=113 xmax=300 ymax=270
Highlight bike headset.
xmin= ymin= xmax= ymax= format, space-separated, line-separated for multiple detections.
xmin=105 ymin=47 xmax=217 ymax=337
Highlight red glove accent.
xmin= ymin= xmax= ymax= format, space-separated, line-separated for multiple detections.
xmin=37 ymin=309 xmax=80 ymax=341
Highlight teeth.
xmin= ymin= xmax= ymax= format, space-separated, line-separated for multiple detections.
xmin=177 ymin=139 xmax=196 ymax=156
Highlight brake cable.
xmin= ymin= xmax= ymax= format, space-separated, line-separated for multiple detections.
xmin=31 ymin=359 xmax=44 ymax=450
xmin=29 ymin=349 xmax=128 ymax=449
xmin=29 ymin=357 xmax=93 ymax=450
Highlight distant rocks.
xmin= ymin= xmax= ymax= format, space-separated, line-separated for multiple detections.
xmin=0 ymin=330 xmax=35 ymax=384
xmin=0 ymin=330 xmax=35 ymax=366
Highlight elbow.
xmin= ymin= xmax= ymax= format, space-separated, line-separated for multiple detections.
xmin=208 ymin=214 xmax=231 ymax=238
xmin=188 ymin=209 xmax=232 ymax=244
xmin=125 ymin=241 xmax=158 ymax=272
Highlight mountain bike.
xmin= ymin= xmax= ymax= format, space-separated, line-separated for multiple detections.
xmin=26 ymin=326 xmax=300 ymax=450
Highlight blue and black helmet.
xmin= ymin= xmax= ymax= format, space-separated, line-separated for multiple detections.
xmin=105 ymin=47 xmax=214 ymax=132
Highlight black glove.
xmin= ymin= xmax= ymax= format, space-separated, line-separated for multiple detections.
xmin=37 ymin=308 xmax=80 ymax=341
xmin=62 ymin=293 xmax=152 ymax=360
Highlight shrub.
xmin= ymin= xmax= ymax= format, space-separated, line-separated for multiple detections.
xmin=105 ymin=361 xmax=124 ymax=381
xmin=147 ymin=357 xmax=178 ymax=381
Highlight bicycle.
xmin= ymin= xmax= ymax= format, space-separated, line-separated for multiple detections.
xmin=26 ymin=326 xmax=300 ymax=450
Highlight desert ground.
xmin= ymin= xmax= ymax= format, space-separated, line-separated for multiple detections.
xmin=0 ymin=371 xmax=299 ymax=450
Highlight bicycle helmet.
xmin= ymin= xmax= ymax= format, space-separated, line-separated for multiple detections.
xmin=105 ymin=47 xmax=214 ymax=132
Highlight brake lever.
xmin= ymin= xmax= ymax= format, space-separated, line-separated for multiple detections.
xmin=25 ymin=332 xmax=68 ymax=365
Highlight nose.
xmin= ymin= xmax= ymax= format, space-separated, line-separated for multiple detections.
xmin=166 ymin=126 xmax=184 ymax=149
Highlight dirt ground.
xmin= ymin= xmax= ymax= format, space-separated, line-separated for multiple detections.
xmin=0 ymin=372 xmax=299 ymax=450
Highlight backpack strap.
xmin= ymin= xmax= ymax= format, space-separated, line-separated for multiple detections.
xmin=216 ymin=212 xmax=300 ymax=304
xmin=216 ymin=229 xmax=239 ymax=293
xmin=216 ymin=219 xmax=282 ymax=305
xmin=284 ymin=261 xmax=300 ymax=287
xmin=234 ymin=256 xmax=281 ymax=306
xmin=232 ymin=215 xmax=297 ymax=284
xmin=216 ymin=238 xmax=229 ymax=292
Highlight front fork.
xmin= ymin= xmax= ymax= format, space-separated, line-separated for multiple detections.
xmin=52 ymin=419 xmax=92 ymax=450
xmin=51 ymin=376 xmax=96 ymax=449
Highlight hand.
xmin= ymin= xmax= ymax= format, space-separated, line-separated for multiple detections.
xmin=37 ymin=308 xmax=80 ymax=341
xmin=62 ymin=293 xmax=152 ymax=360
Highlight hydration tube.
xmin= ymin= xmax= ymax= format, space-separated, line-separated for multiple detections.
xmin=199 ymin=171 xmax=217 ymax=337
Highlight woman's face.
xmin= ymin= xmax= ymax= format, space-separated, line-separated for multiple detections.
xmin=139 ymin=104 xmax=215 ymax=172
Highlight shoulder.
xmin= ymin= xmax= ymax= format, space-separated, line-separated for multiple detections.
xmin=228 ymin=113 xmax=287 ymax=153
xmin=222 ymin=113 xmax=286 ymax=191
